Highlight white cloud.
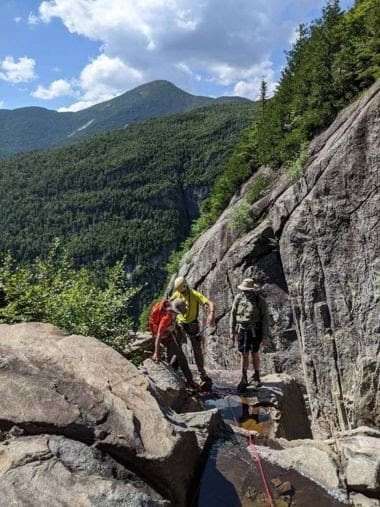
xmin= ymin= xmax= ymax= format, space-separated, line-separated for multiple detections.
xmin=0 ymin=100 xmax=5 ymax=108
xmin=231 ymin=60 xmax=278 ymax=100
xmin=28 ymin=12 xmax=40 ymax=25
xmin=234 ymin=79 xmax=277 ymax=101
xmin=0 ymin=56 xmax=37 ymax=83
xmin=32 ymin=79 xmax=74 ymax=99
xmin=59 ymin=54 xmax=144 ymax=111
xmin=35 ymin=0 xmax=327 ymax=106
xmin=14 ymin=16 xmax=22 ymax=23
xmin=175 ymin=62 xmax=201 ymax=81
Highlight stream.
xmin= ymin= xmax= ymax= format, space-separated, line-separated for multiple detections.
xmin=194 ymin=382 xmax=350 ymax=507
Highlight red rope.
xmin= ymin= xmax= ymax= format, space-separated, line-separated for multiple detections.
xmin=247 ymin=433 xmax=275 ymax=507
xmin=226 ymin=396 xmax=274 ymax=507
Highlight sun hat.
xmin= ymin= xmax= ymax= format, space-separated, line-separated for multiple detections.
xmin=238 ymin=278 xmax=259 ymax=291
xmin=170 ymin=299 xmax=187 ymax=314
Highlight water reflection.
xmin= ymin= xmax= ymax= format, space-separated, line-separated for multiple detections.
xmin=204 ymin=393 xmax=273 ymax=436
xmin=238 ymin=400 xmax=272 ymax=435
xmin=198 ymin=389 xmax=350 ymax=507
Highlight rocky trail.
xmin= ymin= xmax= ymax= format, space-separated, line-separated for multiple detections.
xmin=195 ymin=372 xmax=378 ymax=507
xmin=0 ymin=322 xmax=378 ymax=506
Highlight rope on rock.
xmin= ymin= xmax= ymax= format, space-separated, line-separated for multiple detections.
xmin=226 ymin=395 xmax=275 ymax=507
xmin=247 ymin=433 xmax=275 ymax=507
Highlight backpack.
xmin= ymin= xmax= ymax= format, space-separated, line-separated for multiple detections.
xmin=149 ymin=299 xmax=171 ymax=336
xmin=236 ymin=293 xmax=261 ymax=326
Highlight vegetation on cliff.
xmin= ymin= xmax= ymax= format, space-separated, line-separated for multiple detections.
xmin=254 ymin=0 xmax=379 ymax=167
xmin=167 ymin=0 xmax=380 ymax=275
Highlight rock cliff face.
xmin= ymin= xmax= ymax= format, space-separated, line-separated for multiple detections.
xmin=174 ymin=81 xmax=380 ymax=438
xmin=172 ymin=167 xmax=300 ymax=377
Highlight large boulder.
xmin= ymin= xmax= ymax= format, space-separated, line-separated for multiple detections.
xmin=257 ymin=441 xmax=341 ymax=492
xmin=273 ymin=81 xmax=380 ymax=438
xmin=338 ymin=427 xmax=380 ymax=497
xmin=0 ymin=435 xmax=169 ymax=506
xmin=141 ymin=358 xmax=204 ymax=413
xmin=261 ymin=426 xmax=380 ymax=505
xmin=0 ymin=322 xmax=211 ymax=505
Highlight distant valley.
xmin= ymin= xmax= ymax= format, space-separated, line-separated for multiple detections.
xmin=0 ymin=100 xmax=256 ymax=313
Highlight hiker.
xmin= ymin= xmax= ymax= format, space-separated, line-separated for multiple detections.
xmin=171 ymin=276 xmax=215 ymax=391
xmin=149 ymin=298 xmax=198 ymax=389
xmin=230 ymin=278 xmax=265 ymax=393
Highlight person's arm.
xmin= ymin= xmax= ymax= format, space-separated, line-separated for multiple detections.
xmin=205 ymin=300 xmax=215 ymax=327
xmin=152 ymin=314 xmax=171 ymax=362
xmin=152 ymin=335 xmax=162 ymax=362
xmin=258 ymin=294 xmax=269 ymax=346
xmin=194 ymin=290 xmax=215 ymax=327
xmin=229 ymin=295 xmax=239 ymax=345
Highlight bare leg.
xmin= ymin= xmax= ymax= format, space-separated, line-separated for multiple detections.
xmin=238 ymin=353 xmax=249 ymax=392
xmin=242 ymin=352 xmax=249 ymax=377
xmin=251 ymin=351 xmax=262 ymax=386
xmin=252 ymin=352 xmax=260 ymax=373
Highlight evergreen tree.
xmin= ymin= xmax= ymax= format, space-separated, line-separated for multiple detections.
xmin=260 ymin=80 xmax=267 ymax=113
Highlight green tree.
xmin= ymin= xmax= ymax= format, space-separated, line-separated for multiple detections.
xmin=260 ymin=80 xmax=268 ymax=114
xmin=0 ymin=240 xmax=138 ymax=352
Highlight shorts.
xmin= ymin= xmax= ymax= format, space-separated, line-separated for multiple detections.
xmin=238 ymin=325 xmax=262 ymax=353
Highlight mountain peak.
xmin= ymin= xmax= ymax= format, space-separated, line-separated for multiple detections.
xmin=0 ymin=80 xmax=251 ymax=155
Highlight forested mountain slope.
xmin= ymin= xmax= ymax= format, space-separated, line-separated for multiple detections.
xmin=0 ymin=80 xmax=249 ymax=156
xmin=0 ymin=101 xmax=255 ymax=310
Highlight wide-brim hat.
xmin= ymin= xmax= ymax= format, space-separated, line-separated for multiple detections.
xmin=170 ymin=299 xmax=187 ymax=314
xmin=238 ymin=278 xmax=259 ymax=291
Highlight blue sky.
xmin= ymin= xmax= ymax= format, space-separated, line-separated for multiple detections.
xmin=1 ymin=0 xmax=354 ymax=111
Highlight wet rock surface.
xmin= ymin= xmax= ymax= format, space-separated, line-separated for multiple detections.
xmin=205 ymin=371 xmax=311 ymax=440
xmin=197 ymin=372 xmax=351 ymax=506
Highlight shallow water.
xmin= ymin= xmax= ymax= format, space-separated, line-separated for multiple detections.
xmin=204 ymin=390 xmax=274 ymax=436
xmin=197 ymin=388 xmax=350 ymax=507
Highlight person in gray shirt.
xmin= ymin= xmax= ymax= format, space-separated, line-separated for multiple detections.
xmin=230 ymin=278 xmax=266 ymax=393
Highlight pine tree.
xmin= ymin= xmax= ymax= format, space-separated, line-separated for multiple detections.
xmin=260 ymin=80 xmax=267 ymax=113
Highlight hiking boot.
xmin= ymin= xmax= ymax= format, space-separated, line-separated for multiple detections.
xmin=237 ymin=375 xmax=248 ymax=393
xmin=250 ymin=371 xmax=262 ymax=389
xmin=200 ymin=376 xmax=213 ymax=393
xmin=185 ymin=380 xmax=201 ymax=393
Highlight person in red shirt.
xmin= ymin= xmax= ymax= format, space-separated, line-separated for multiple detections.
xmin=149 ymin=299 xmax=197 ymax=388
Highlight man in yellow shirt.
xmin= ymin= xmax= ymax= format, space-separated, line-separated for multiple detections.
xmin=171 ymin=276 xmax=215 ymax=391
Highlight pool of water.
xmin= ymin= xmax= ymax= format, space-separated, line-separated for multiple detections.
xmin=204 ymin=391 xmax=274 ymax=437
xmin=196 ymin=389 xmax=350 ymax=507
